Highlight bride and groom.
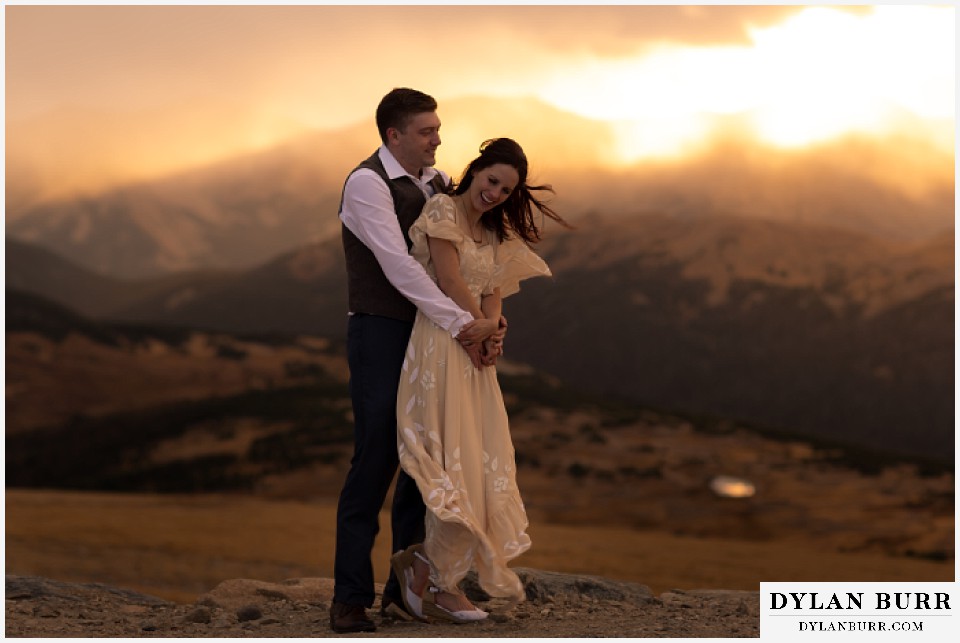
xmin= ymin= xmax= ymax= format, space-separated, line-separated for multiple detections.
xmin=330 ymin=87 xmax=567 ymax=633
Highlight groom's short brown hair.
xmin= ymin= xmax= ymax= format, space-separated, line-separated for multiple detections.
xmin=376 ymin=88 xmax=438 ymax=144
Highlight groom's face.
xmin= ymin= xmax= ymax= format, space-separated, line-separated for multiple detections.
xmin=390 ymin=111 xmax=442 ymax=176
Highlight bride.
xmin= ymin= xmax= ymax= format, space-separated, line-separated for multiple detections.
xmin=390 ymin=138 xmax=569 ymax=623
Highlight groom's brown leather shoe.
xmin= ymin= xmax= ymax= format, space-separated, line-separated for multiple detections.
xmin=329 ymin=601 xmax=376 ymax=633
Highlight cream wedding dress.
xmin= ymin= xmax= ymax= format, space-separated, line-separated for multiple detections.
xmin=396 ymin=193 xmax=551 ymax=601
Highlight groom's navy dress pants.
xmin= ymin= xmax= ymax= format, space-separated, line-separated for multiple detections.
xmin=334 ymin=313 xmax=427 ymax=607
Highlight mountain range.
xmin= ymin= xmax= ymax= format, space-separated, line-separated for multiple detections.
xmin=5 ymin=95 xmax=954 ymax=459
xmin=6 ymin=205 xmax=953 ymax=461
xmin=501 ymin=215 xmax=953 ymax=459
xmin=4 ymin=96 xmax=619 ymax=278
xmin=6 ymin=96 xmax=954 ymax=279
xmin=5 ymin=128 xmax=356 ymax=278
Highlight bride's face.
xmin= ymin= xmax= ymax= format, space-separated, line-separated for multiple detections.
xmin=467 ymin=163 xmax=520 ymax=214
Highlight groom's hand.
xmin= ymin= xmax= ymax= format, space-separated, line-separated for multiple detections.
xmin=458 ymin=338 xmax=484 ymax=370
xmin=456 ymin=319 xmax=491 ymax=345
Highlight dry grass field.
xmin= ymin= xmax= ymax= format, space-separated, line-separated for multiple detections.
xmin=4 ymin=489 xmax=953 ymax=605
xmin=5 ymin=327 xmax=954 ymax=608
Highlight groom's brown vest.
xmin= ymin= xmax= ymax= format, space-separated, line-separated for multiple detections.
xmin=339 ymin=150 xmax=448 ymax=322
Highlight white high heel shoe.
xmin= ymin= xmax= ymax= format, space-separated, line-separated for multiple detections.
xmin=422 ymin=586 xmax=489 ymax=623
xmin=413 ymin=552 xmax=488 ymax=624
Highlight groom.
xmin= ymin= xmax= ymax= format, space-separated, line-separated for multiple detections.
xmin=330 ymin=87 xmax=493 ymax=633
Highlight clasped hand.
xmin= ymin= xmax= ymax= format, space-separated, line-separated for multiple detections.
xmin=456 ymin=316 xmax=507 ymax=370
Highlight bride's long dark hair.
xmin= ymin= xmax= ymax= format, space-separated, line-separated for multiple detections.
xmin=451 ymin=138 xmax=570 ymax=244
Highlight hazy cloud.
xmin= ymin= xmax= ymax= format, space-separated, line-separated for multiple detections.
xmin=4 ymin=4 xmax=949 ymax=208
xmin=5 ymin=5 xmax=806 ymax=120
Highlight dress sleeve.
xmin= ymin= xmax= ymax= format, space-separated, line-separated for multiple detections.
xmin=490 ymin=235 xmax=552 ymax=298
xmin=409 ymin=194 xmax=468 ymax=269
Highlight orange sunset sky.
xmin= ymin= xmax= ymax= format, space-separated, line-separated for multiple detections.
xmin=4 ymin=3 xmax=955 ymax=210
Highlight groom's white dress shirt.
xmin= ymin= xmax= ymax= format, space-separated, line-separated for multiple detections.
xmin=339 ymin=145 xmax=473 ymax=338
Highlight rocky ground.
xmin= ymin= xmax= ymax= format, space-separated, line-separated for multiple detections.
xmin=5 ymin=570 xmax=759 ymax=638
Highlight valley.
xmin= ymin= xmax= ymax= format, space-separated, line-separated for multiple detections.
xmin=4 ymin=310 xmax=953 ymax=601
xmin=7 ymin=208 xmax=954 ymax=459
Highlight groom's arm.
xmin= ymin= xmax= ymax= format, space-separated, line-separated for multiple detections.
xmin=340 ymin=170 xmax=475 ymax=339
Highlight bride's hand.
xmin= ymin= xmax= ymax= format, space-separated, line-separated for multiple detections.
xmin=480 ymin=337 xmax=502 ymax=366
xmin=456 ymin=318 xmax=499 ymax=345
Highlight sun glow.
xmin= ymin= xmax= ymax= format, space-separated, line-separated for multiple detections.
xmin=538 ymin=6 xmax=954 ymax=162
xmin=6 ymin=5 xmax=954 ymax=203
